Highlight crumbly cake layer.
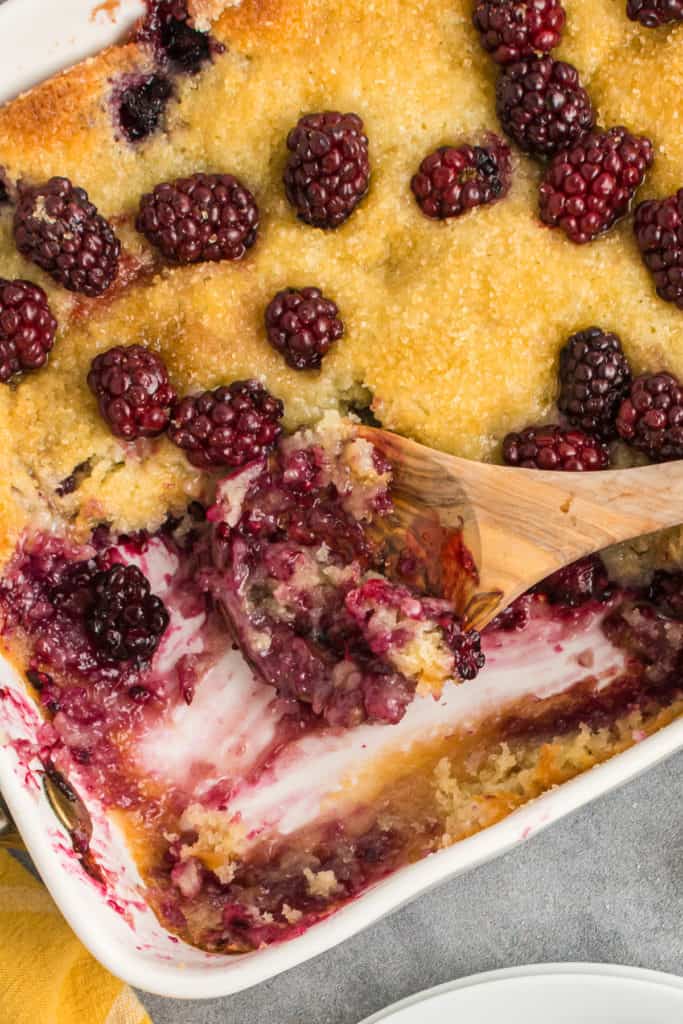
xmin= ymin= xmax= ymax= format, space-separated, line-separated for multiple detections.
xmin=1 ymin=481 xmax=681 ymax=951
xmin=2 ymin=1 xmax=683 ymax=559
xmin=434 ymin=699 xmax=683 ymax=846
xmin=127 ymin=676 xmax=683 ymax=951
xmin=0 ymin=409 xmax=679 ymax=951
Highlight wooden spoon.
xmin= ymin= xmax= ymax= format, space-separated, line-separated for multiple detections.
xmin=360 ymin=426 xmax=683 ymax=632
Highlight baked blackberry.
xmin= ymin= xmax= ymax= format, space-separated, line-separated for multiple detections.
xmin=473 ymin=0 xmax=566 ymax=64
xmin=558 ymin=327 xmax=632 ymax=441
xmin=648 ymin=569 xmax=683 ymax=620
xmin=496 ymin=58 xmax=594 ymax=158
xmin=411 ymin=137 xmax=511 ymax=220
xmin=627 ymin=0 xmax=683 ymax=26
xmin=281 ymin=448 xmax=322 ymax=493
xmin=0 ymin=279 xmax=57 ymax=383
xmin=117 ymin=74 xmax=173 ymax=143
xmin=50 ymin=557 xmax=101 ymax=619
xmin=136 ymin=0 xmax=223 ymax=74
xmin=86 ymin=563 xmax=169 ymax=663
xmin=265 ymin=287 xmax=344 ymax=370
xmin=87 ymin=345 xmax=176 ymax=440
xmin=488 ymin=597 xmax=531 ymax=632
xmin=616 ymin=372 xmax=683 ymax=461
xmin=634 ymin=189 xmax=683 ymax=308
xmin=539 ymin=127 xmax=654 ymax=244
xmin=502 ymin=424 xmax=609 ymax=470
xmin=55 ymin=460 xmax=92 ymax=498
xmin=443 ymin=620 xmax=485 ymax=681
xmin=169 ymin=379 xmax=284 ymax=469
xmin=537 ymin=555 xmax=612 ymax=607
xmin=13 ymin=177 xmax=121 ymax=297
xmin=284 ymin=111 xmax=370 ymax=229
xmin=136 ymin=173 xmax=259 ymax=265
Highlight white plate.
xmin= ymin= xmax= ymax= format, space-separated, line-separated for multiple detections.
xmin=362 ymin=965 xmax=683 ymax=1024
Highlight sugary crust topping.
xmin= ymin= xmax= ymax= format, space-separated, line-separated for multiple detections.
xmin=0 ymin=1 xmax=683 ymax=564
xmin=177 ymin=802 xmax=247 ymax=879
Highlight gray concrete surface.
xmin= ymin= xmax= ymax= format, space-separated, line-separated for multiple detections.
xmin=139 ymin=751 xmax=682 ymax=1024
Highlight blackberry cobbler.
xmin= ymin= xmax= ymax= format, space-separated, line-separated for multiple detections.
xmin=0 ymin=0 xmax=682 ymax=953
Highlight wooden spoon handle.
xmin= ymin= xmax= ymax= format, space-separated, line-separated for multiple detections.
xmin=453 ymin=457 xmax=683 ymax=621
xmin=457 ymin=457 xmax=683 ymax=543
xmin=360 ymin=427 xmax=683 ymax=629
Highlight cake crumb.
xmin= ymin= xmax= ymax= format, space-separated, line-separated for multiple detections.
xmin=282 ymin=903 xmax=303 ymax=924
xmin=214 ymin=862 xmax=238 ymax=885
xmin=178 ymin=803 xmax=246 ymax=878
xmin=304 ymin=867 xmax=339 ymax=899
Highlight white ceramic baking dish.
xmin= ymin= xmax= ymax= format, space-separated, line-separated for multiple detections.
xmin=0 ymin=0 xmax=682 ymax=1000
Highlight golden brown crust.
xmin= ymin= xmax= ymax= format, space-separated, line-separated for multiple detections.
xmin=1 ymin=1 xmax=683 ymax=564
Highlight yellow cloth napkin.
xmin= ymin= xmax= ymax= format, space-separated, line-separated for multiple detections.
xmin=0 ymin=850 xmax=153 ymax=1024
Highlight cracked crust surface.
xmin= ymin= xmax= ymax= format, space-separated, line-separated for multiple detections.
xmin=1 ymin=1 xmax=683 ymax=560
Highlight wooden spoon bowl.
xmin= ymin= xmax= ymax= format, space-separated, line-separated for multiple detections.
xmin=361 ymin=426 xmax=683 ymax=631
